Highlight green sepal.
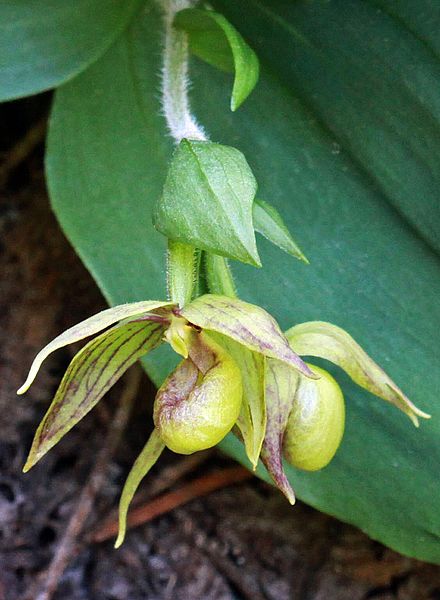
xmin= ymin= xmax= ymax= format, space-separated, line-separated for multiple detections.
xmin=181 ymin=294 xmax=315 ymax=378
xmin=286 ymin=321 xmax=430 ymax=426
xmin=115 ymin=428 xmax=165 ymax=548
xmin=18 ymin=300 xmax=174 ymax=395
xmin=154 ymin=139 xmax=260 ymax=267
xmin=174 ymin=7 xmax=259 ymax=111
xmin=23 ymin=320 xmax=165 ymax=472
xmin=253 ymin=198 xmax=308 ymax=263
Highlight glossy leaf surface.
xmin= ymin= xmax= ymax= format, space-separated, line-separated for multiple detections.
xmin=46 ymin=3 xmax=440 ymax=562
xmin=0 ymin=0 xmax=144 ymax=101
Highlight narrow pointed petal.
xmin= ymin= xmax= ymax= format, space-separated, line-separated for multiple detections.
xmin=23 ymin=321 xmax=164 ymax=472
xmin=18 ymin=301 xmax=174 ymax=395
xmin=181 ymin=294 xmax=315 ymax=378
xmin=211 ymin=333 xmax=266 ymax=469
xmin=286 ymin=321 xmax=430 ymax=426
xmin=115 ymin=428 xmax=165 ymax=548
xmin=260 ymin=357 xmax=299 ymax=504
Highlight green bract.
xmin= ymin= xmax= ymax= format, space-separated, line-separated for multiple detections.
xmin=253 ymin=198 xmax=308 ymax=263
xmin=154 ymin=139 xmax=261 ymax=266
xmin=174 ymin=7 xmax=259 ymax=111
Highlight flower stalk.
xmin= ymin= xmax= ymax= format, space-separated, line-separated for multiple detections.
xmin=160 ymin=0 xmax=206 ymax=143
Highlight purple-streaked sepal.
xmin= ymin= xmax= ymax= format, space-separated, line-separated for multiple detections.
xmin=181 ymin=294 xmax=316 ymax=378
xmin=18 ymin=300 xmax=174 ymax=394
xmin=286 ymin=321 xmax=430 ymax=426
xmin=23 ymin=320 xmax=165 ymax=472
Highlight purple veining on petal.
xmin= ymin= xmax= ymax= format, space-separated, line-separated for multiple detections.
xmin=182 ymin=295 xmax=314 ymax=377
xmin=260 ymin=358 xmax=298 ymax=504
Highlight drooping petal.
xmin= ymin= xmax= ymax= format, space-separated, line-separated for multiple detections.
xmin=260 ymin=357 xmax=299 ymax=504
xmin=23 ymin=320 xmax=165 ymax=472
xmin=181 ymin=294 xmax=315 ymax=378
xmin=115 ymin=428 xmax=165 ymax=548
xmin=18 ymin=300 xmax=174 ymax=394
xmin=154 ymin=331 xmax=243 ymax=454
xmin=211 ymin=332 xmax=266 ymax=469
xmin=286 ymin=321 xmax=430 ymax=426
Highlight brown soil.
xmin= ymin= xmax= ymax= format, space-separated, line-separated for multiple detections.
xmin=0 ymin=97 xmax=439 ymax=600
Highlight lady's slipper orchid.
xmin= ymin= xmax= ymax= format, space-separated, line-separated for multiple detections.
xmin=18 ymin=295 xmax=429 ymax=546
xmin=18 ymin=293 xmax=314 ymax=544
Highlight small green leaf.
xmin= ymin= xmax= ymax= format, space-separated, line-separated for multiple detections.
xmin=181 ymin=294 xmax=315 ymax=378
xmin=286 ymin=321 xmax=430 ymax=426
xmin=23 ymin=320 xmax=164 ymax=472
xmin=116 ymin=428 xmax=165 ymax=548
xmin=212 ymin=333 xmax=266 ymax=469
xmin=0 ymin=0 xmax=145 ymax=102
xmin=154 ymin=139 xmax=260 ymax=266
xmin=174 ymin=7 xmax=259 ymax=110
xmin=18 ymin=300 xmax=173 ymax=394
xmin=253 ymin=198 xmax=308 ymax=263
xmin=260 ymin=358 xmax=299 ymax=504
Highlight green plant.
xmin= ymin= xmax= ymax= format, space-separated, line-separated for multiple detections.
xmin=3 ymin=0 xmax=439 ymax=562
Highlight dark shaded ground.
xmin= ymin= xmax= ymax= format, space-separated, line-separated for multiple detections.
xmin=0 ymin=97 xmax=439 ymax=600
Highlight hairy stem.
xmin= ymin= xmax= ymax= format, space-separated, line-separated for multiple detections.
xmin=160 ymin=0 xmax=206 ymax=143
xmin=159 ymin=0 xmax=237 ymax=298
xmin=167 ymin=240 xmax=198 ymax=305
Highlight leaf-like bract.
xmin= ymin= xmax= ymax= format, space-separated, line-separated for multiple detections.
xmin=253 ymin=198 xmax=308 ymax=263
xmin=154 ymin=139 xmax=260 ymax=266
xmin=174 ymin=7 xmax=259 ymax=110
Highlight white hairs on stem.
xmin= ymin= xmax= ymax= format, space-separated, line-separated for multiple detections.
xmin=159 ymin=0 xmax=207 ymax=143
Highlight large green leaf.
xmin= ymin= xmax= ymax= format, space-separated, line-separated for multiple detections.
xmin=0 ymin=0 xmax=144 ymax=101
xmin=213 ymin=0 xmax=440 ymax=254
xmin=46 ymin=3 xmax=440 ymax=562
